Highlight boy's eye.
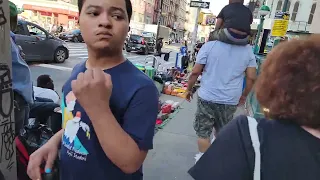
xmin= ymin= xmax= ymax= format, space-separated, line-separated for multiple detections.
xmin=112 ymin=14 xmax=124 ymax=20
xmin=87 ymin=12 xmax=99 ymax=16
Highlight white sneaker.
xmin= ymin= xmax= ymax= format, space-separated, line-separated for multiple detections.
xmin=194 ymin=152 xmax=204 ymax=164
xmin=211 ymin=136 xmax=216 ymax=144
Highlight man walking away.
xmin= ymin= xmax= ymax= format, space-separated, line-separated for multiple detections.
xmin=186 ymin=40 xmax=257 ymax=162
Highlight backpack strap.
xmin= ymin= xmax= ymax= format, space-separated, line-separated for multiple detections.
xmin=247 ymin=116 xmax=261 ymax=180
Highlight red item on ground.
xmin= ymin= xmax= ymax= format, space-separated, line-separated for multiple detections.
xmin=156 ymin=119 xmax=163 ymax=125
xmin=161 ymin=104 xmax=172 ymax=114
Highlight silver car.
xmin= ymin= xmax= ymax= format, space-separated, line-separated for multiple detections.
xmin=14 ymin=20 xmax=69 ymax=63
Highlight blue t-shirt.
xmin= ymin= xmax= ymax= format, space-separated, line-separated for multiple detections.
xmin=60 ymin=60 xmax=159 ymax=180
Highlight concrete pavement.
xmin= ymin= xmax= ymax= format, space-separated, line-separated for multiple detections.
xmin=143 ymin=95 xmax=247 ymax=180
xmin=144 ymin=97 xmax=197 ymax=180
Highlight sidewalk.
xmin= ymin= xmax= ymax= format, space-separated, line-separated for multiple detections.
xmin=143 ymin=95 xmax=246 ymax=180
xmin=143 ymin=96 xmax=197 ymax=180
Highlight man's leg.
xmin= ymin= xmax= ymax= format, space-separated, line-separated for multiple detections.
xmin=213 ymin=104 xmax=237 ymax=133
xmin=222 ymin=29 xmax=249 ymax=46
xmin=193 ymin=97 xmax=216 ymax=153
xmin=14 ymin=92 xmax=29 ymax=136
xmin=209 ymin=29 xmax=249 ymax=46
xmin=29 ymin=102 xmax=59 ymax=124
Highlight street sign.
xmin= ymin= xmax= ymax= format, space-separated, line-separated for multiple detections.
xmin=190 ymin=1 xmax=210 ymax=9
xmin=271 ymin=12 xmax=290 ymax=37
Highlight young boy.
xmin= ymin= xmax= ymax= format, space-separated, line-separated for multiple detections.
xmin=209 ymin=0 xmax=253 ymax=45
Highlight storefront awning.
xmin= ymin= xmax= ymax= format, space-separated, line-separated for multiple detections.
xmin=23 ymin=4 xmax=78 ymax=17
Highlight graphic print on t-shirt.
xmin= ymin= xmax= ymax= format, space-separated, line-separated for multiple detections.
xmin=61 ymin=91 xmax=91 ymax=161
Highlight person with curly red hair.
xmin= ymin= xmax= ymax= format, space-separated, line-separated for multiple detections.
xmin=188 ymin=35 xmax=320 ymax=180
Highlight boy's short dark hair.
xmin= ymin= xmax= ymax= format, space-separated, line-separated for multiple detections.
xmin=37 ymin=75 xmax=53 ymax=88
xmin=77 ymin=0 xmax=132 ymax=21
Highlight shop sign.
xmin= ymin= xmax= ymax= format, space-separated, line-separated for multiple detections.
xmin=271 ymin=12 xmax=290 ymax=37
xmin=205 ymin=15 xmax=215 ymax=25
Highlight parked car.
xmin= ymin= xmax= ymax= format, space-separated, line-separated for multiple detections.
xmin=126 ymin=34 xmax=155 ymax=54
xmin=14 ymin=20 xmax=69 ymax=63
xmin=59 ymin=29 xmax=83 ymax=43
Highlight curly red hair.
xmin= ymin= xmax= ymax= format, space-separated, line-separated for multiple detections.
xmin=255 ymin=35 xmax=320 ymax=128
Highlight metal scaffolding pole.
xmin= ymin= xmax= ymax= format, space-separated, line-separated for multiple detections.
xmin=155 ymin=0 xmax=164 ymax=52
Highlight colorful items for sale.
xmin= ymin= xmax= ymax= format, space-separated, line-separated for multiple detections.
xmin=163 ymin=81 xmax=188 ymax=98
xmin=155 ymin=100 xmax=181 ymax=129
xmin=134 ymin=63 xmax=155 ymax=79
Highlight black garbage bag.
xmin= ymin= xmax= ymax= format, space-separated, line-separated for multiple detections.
xmin=20 ymin=125 xmax=54 ymax=153
xmin=153 ymin=75 xmax=164 ymax=84
xmin=16 ymin=125 xmax=60 ymax=180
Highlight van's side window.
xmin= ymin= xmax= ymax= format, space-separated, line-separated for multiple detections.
xmin=27 ymin=25 xmax=46 ymax=37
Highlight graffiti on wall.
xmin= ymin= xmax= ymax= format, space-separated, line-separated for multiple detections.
xmin=0 ymin=64 xmax=15 ymax=171
xmin=0 ymin=0 xmax=16 ymax=179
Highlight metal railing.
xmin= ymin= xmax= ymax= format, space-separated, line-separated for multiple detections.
xmin=288 ymin=21 xmax=310 ymax=32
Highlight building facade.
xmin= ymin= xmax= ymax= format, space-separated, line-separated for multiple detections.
xmin=252 ymin=0 xmax=318 ymax=33
xmin=153 ymin=0 xmax=186 ymax=29
xmin=12 ymin=0 xmax=79 ymax=31
xmin=130 ymin=0 xmax=155 ymax=34
xmin=309 ymin=0 xmax=319 ymax=33
xmin=184 ymin=0 xmax=213 ymax=42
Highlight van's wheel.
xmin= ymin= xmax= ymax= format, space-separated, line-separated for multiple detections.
xmin=54 ymin=47 xmax=67 ymax=63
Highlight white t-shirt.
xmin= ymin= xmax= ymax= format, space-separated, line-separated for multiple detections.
xmin=33 ymin=86 xmax=60 ymax=104
xmin=196 ymin=41 xmax=257 ymax=105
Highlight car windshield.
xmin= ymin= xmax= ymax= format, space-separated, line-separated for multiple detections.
xmin=143 ymin=36 xmax=153 ymax=42
xmin=130 ymin=35 xmax=142 ymax=41
xmin=71 ymin=29 xmax=80 ymax=34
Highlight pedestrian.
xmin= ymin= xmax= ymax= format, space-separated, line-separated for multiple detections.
xmin=209 ymin=0 xmax=252 ymax=45
xmin=186 ymin=35 xmax=257 ymax=161
xmin=27 ymin=0 xmax=159 ymax=179
xmin=188 ymin=35 xmax=320 ymax=180
xmin=33 ymin=75 xmax=60 ymax=104
xmin=9 ymin=1 xmax=34 ymax=136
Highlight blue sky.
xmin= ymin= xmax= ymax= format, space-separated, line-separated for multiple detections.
xmin=208 ymin=0 xmax=250 ymax=15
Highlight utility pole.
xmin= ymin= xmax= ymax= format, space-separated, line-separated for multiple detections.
xmin=0 ymin=0 xmax=17 ymax=179
xmin=155 ymin=0 xmax=164 ymax=52
xmin=190 ymin=0 xmax=201 ymax=59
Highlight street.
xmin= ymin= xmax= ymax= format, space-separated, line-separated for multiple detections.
xmin=29 ymin=42 xmax=178 ymax=95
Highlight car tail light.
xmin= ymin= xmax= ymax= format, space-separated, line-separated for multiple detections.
xmin=141 ymin=38 xmax=145 ymax=45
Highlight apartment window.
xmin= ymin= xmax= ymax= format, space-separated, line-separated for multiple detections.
xmin=139 ymin=13 xmax=144 ymax=22
xmin=286 ymin=0 xmax=291 ymax=11
xmin=308 ymin=3 xmax=317 ymax=24
xmin=291 ymin=1 xmax=299 ymax=21
xmin=276 ymin=0 xmax=283 ymax=11
xmin=145 ymin=16 xmax=151 ymax=24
